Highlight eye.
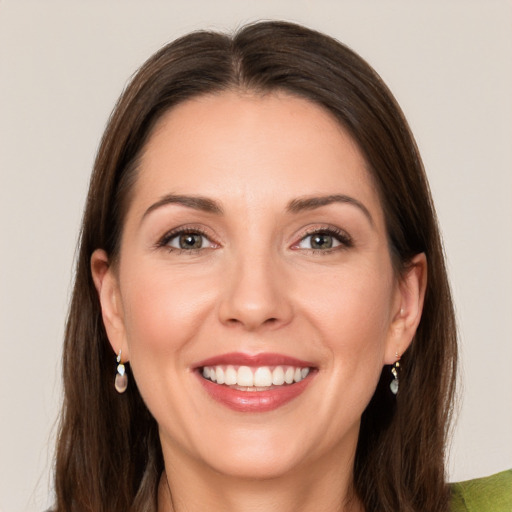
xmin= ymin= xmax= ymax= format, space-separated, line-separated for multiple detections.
xmin=298 ymin=232 xmax=339 ymax=250
xmin=295 ymin=228 xmax=352 ymax=251
xmin=159 ymin=229 xmax=216 ymax=252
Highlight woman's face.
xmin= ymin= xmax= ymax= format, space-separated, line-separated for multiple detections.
xmin=93 ymin=91 xmax=424 ymax=480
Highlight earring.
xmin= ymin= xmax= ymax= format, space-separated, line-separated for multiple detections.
xmin=390 ymin=352 xmax=400 ymax=395
xmin=115 ymin=350 xmax=128 ymax=393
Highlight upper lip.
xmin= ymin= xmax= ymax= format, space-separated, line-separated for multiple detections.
xmin=194 ymin=352 xmax=315 ymax=368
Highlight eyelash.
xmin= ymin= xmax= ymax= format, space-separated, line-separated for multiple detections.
xmin=156 ymin=226 xmax=353 ymax=255
xmin=293 ymin=226 xmax=353 ymax=253
xmin=156 ymin=226 xmax=217 ymax=254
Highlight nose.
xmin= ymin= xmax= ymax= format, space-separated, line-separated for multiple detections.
xmin=218 ymin=251 xmax=293 ymax=331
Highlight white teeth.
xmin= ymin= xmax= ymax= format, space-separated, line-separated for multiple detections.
xmin=216 ymin=366 xmax=225 ymax=385
xmin=225 ymin=365 xmax=237 ymax=385
xmin=202 ymin=364 xmax=311 ymax=388
xmin=272 ymin=366 xmax=285 ymax=385
xmin=237 ymin=366 xmax=254 ymax=386
xmin=254 ymin=367 xmax=273 ymax=387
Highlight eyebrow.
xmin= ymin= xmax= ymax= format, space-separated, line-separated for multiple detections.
xmin=286 ymin=194 xmax=374 ymax=226
xmin=141 ymin=193 xmax=373 ymax=226
xmin=142 ymin=194 xmax=224 ymax=222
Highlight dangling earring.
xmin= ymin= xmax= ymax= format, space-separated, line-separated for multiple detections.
xmin=390 ymin=352 xmax=400 ymax=395
xmin=115 ymin=350 xmax=128 ymax=393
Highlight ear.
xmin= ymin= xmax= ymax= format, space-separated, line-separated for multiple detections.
xmin=384 ymin=253 xmax=427 ymax=364
xmin=91 ymin=249 xmax=130 ymax=362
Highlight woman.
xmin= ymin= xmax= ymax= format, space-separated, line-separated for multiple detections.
xmin=53 ymin=20 xmax=467 ymax=511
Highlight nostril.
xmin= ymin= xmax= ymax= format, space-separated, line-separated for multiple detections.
xmin=225 ymin=316 xmax=279 ymax=328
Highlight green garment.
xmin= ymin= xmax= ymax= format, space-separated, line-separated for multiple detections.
xmin=451 ymin=469 xmax=512 ymax=511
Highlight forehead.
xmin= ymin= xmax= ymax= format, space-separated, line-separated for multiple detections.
xmin=131 ymin=90 xmax=384 ymax=224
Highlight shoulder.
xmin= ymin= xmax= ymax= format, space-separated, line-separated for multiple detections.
xmin=450 ymin=469 xmax=512 ymax=512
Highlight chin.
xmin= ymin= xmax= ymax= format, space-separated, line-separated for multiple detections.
xmin=187 ymin=424 xmax=319 ymax=481
xmin=205 ymin=448 xmax=304 ymax=481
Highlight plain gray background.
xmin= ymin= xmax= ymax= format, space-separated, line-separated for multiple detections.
xmin=1 ymin=1 xmax=511 ymax=511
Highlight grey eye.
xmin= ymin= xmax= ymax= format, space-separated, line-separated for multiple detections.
xmin=298 ymin=233 xmax=341 ymax=250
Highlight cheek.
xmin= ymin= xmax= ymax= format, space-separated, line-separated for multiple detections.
xmin=116 ymin=262 xmax=220 ymax=437
xmin=119 ymin=262 xmax=216 ymax=367
xmin=297 ymin=262 xmax=394 ymax=391
xmin=301 ymin=263 xmax=394 ymax=348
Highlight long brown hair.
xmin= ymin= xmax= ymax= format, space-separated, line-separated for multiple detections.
xmin=54 ymin=21 xmax=457 ymax=512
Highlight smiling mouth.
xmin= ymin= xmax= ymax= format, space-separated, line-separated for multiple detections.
xmin=195 ymin=353 xmax=316 ymax=412
xmin=201 ymin=364 xmax=311 ymax=390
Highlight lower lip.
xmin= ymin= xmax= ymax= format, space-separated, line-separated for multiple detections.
xmin=197 ymin=371 xmax=315 ymax=412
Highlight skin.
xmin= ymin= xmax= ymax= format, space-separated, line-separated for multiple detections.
xmin=92 ymin=91 xmax=426 ymax=512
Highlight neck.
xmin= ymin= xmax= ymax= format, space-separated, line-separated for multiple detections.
xmin=157 ymin=444 xmax=364 ymax=512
